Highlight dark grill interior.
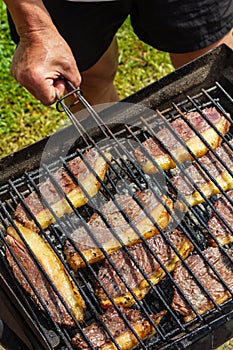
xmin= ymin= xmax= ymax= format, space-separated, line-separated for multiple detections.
xmin=1 ymin=45 xmax=233 ymax=350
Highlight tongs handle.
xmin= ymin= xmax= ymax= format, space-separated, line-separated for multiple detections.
xmin=56 ymin=79 xmax=100 ymax=122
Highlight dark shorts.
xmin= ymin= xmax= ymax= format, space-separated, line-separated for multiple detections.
xmin=8 ymin=0 xmax=233 ymax=71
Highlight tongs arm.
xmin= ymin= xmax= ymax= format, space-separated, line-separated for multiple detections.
xmin=56 ymin=80 xmax=101 ymax=132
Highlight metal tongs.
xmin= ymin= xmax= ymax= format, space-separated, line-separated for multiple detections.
xmin=56 ymin=79 xmax=102 ymax=132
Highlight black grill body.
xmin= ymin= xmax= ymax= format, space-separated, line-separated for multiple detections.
xmin=1 ymin=44 xmax=233 ymax=350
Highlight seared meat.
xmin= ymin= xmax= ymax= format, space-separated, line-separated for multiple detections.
xmin=96 ymin=229 xmax=193 ymax=308
xmin=172 ymin=139 xmax=233 ymax=208
xmin=171 ymin=247 xmax=233 ymax=322
xmin=5 ymin=234 xmax=73 ymax=326
xmin=135 ymin=107 xmax=230 ymax=173
xmin=14 ymin=148 xmax=111 ymax=230
xmin=6 ymin=222 xmax=85 ymax=325
xmin=64 ymin=190 xmax=173 ymax=269
xmin=72 ymin=307 xmax=166 ymax=350
xmin=208 ymin=190 xmax=233 ymax=246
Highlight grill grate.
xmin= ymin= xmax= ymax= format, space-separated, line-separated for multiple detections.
xmin=1 ymin=79 xmax=233 ymax=350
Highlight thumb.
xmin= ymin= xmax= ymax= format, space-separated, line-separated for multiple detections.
xmin=54 ymin=78 xmax=67 ymax=99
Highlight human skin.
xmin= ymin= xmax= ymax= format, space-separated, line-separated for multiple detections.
xmin=3 ymin=1 xmax=233 ymax=108
xmin=4 ymin=0 xmax=81 ymax=105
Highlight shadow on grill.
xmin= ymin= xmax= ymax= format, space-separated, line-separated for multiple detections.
xmin=1 ymin=44 xmax=233 ymax=350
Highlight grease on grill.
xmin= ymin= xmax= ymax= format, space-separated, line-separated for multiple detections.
xmin=1 ymin=81 xmax=233 ymax=350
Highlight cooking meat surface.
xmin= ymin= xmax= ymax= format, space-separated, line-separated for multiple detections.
xmin=171 ymin=247 xmax=233 ymax=322
xmin=64 ymin=189 xmax=173 ymax=269
xmin=96 ymin=229 xmax=193 ymax=307
xmin=68 ymin=190 xmax=164 ymax=250
xmin=72 ymin=307 xmax=165 ymax=350
xmin=208 ymin=190 xmax=233 ymax=246
xmin=14 ymin=148 xmax=111 ymax=230
xmin=135 ymin=107 xmax=230 ymax=173
xmin=6 ymin=222 xmax=85 ymax=325
xmin=6 ymin=234 xmax=75 ymax=326
xmin=172 ymin=139 xmax=233 ymax=206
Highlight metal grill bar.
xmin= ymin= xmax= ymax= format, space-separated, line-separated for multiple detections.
xmin=53 ymin=114 xmax=212 ymax=330
xmin=123 ymin=117 xmax=233 ymax=318
xmin=25 ymin=171 xmax=153 ymax=349
xmin=0 ymin=209 xmax=75 ymax=350
xmin=137 ymin=103 xmax=233 ymax=249
xmin=1 ymin=73 xmax=233 ymax=349
xmin=55 ymin=81 xmax=233 ymax=323
xmin=40 ymin=170 xmax=162 ymax=348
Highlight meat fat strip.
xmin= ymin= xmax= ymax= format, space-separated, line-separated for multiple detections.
xmin=135 ymin=107 xmax=230 ymax=174
xmin=171 ymin=247 xmax=233 ymax=323
xmin=96 ymin=229 xmax=193 ymax=308
xmin=64 ymin=190 xmax=173 ymax=269
xmin=72 ymin=307 xmax=166 ymax=350
xmin=208 ymin=190 xmax=233 ymax=246
xmin=14 ymin=148 xmax=111 ymax=231
xmin=6 ymin=222 xmax=85 ymax=325
xmin=172 ymin=139 xmax=233 ymax=209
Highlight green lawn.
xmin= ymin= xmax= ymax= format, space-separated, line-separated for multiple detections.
xmin=1 ymin=6 xmax=233 ymax=350
xmin=0 ymin=3 xmax=173 ymax=158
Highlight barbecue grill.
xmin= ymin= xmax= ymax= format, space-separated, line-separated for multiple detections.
xmin=1 ymin=44 xmax=233 ymax=350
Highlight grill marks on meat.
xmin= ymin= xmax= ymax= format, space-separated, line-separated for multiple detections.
xmin=14 ymin=148 xmax=111 ymax=230
xmin=7 ymin=106 xmax=232 ymax=338
xmin=96 ymin=229 xmax=193 ymax=308
xmin=64 ymin=190 xmax=173 ymax=269
xmin=72 ymin=307 xmax=166 ymax=350
xmin=171 ymin=247 xmax=233 ymax=322
xmin=6 ymin=222 xmax=85 ymax=325
xmin=5 ymin=235 xmax=73 ymax=326
xmin=172 ymin=139 xmax=233 ymax=208
xmin=208 ymin=190 xmax=233 ymax=246
xmin=135 ymin=107 xmax=230 ymax=174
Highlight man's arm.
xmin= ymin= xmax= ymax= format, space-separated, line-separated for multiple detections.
xmin=4 ymin=0 xmax=81 ymax=105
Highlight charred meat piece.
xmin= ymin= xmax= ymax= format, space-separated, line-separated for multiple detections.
xmin=64 ymin=190 xmax=173 ymax=269
xmin=14 ymin=148 xmax=111 ymax=230
xmin=171 ymin=247 xmax=233 ymax=322
xmin=72 ymin=307 xmax=166 ymax=350
xmin=6 ymin=222 xmax=85 ymax=325
xmin=135 ymin=107 xmax=230 ymax=174
xmin=96 ymin=229 xmax=193 ymax=308
xmin=208 ymin=190 xmax=233 ymax=246
xmin=172 ymin=139 xmax=233 ymax=208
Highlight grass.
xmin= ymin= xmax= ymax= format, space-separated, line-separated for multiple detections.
xmin=115 ymin=21 xmax=173 ymax=97
xmin=1 ymin=7 xmax=233 ymax=350
xmin=0 ymin=3 xmax=173 ymax=158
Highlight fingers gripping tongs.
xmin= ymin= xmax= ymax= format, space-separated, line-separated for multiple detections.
xmin=56 ymin=80 xmax=102 ymax=132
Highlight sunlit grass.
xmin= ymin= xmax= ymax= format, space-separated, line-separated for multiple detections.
xmin=0 ymin=5 xmax=173 ymax=158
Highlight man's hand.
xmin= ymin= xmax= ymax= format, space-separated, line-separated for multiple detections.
xmin=10 ymin=28 xmax=81 ymax=106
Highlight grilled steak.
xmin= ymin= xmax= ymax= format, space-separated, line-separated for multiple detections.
xmin=14 ymin=148 xmax=111 ymax=230
xmin=135 ymin=107 xmax=230 ymax=174
xmin=172 ymin=139 xmax=233 ymax=208
xmin=96 ymin=229 xmax=193 ymax=308
xmin=6 ymin=223 xmax=85 ymax=325
xmin=208 ymin=190 xmax=233 ymax=246
xmin=171 ymin=247 xmax=233 ymax=322
xmin=64 ymin=190 xmax=173 ymax=269
xmin=6 ymin=234 xmax=75 ymax=326
xmin=72 ymin=307 xmax=166 ymax=350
